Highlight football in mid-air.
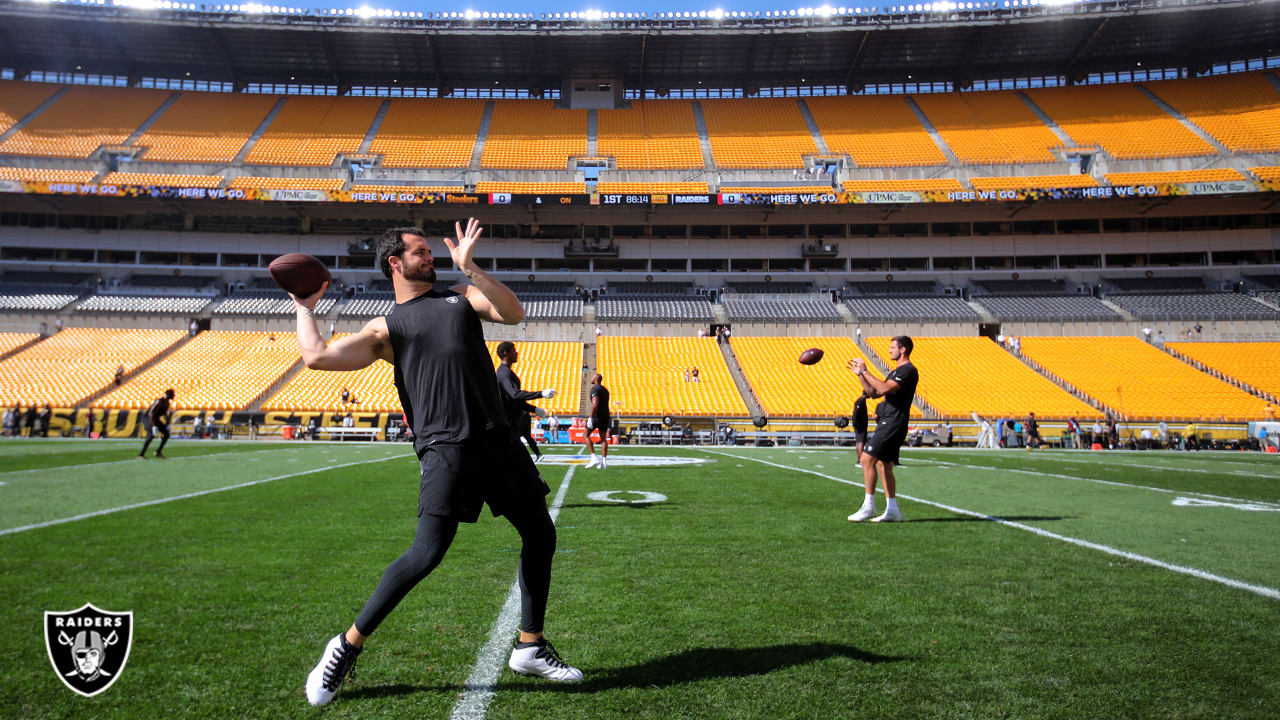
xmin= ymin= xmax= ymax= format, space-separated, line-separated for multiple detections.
xmin=269 ymin=253 xmax=332 ymax=298
xmin=798 ymin=348 xmax=824 ymax=365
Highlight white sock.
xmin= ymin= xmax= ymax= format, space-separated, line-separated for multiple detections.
xmin=862 ymin=493 xmax=876 ymax=509
xmin=886 ymin=497 xmax=899 ymax=513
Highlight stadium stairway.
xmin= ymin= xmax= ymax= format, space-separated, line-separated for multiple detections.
xmin=691 ymin=102 xmax=716 ymax=170
xmin=904 ymin=96 xmax=961 ymax=167
xmin=795 ymin=99 xmax=831 ymax=154
xmin=123 ymin=92 xmax=181 ymax=146
xmin=718 ymin=339 xmax=764 ymax=419
xmin=469 ymin=102 xmax=495 ymax=170
xmin=1160 ymin=343 xmax=1279 ymax=405
xmin=996 ymin=337 xmax=1120 ymax=417
xmin=0 ymin=333 xmax=41 ymax=362
xmin=81 ymin=331 xmax=191 ymax=407
xmin=233 ymin=97 xmax=288 ymax=164
xmin=1136 ymin=84 xmax=1232 ymax=158
xmin=357 ymin=100 xmax=391 ymax=155
xmin=1014 ymin=91 xmax=1075 ymax=146
xmin=1099 ymin=298 xmax=1135 ymax=320
xmin=1267 ymin=72 xmax=1280 ymax=95
xmin=0 ymin=85 xmax=69 ymax=146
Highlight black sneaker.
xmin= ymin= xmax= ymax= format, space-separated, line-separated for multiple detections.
xmin=305 ymin=633 xmax=362 ymax=706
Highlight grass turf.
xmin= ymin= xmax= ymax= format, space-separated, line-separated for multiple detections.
xmin=2 ymin=440 xmax=1278 ymax=719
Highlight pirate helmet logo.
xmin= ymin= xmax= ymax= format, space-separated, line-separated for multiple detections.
xmin=44 ymin=603 xmax=133 ymax=697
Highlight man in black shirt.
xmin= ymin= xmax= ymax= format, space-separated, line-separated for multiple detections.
xmin=852 ymin=393 xmax=869 ymax=464
xmin=1025 ymin=412 xmax=1041 ymax=450
xmin=495 ymin=341 xmax=557 ymax=462
xmin=847 ymin=337 xmax=919 ymax=523
xmin=138 ymin=389 xmax=174 ymax=458
xmin=584 ymin=373 xmax=610 ymax=469
xmin=292 ymin=220 xmax=581 ymax=707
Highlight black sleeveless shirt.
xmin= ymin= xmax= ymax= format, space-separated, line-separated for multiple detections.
xmin=386 ymin=289 xmax=508 ymax=456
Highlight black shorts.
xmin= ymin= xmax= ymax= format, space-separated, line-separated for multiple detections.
xmin=586 ymin=416 xmax=610 ymax=438
xmin=417 ymin=428 xmax=550 ymax=523
xmin=864 ymin=421 xmax=908 ymax=465
xmin=854 ymin=430 xmax=868 ymax=444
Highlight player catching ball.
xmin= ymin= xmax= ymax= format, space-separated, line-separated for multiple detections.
xmin=290 ymin=220 xmax=582 ymax=707
xmin=847 ymin=336 xmax=919 ymax=523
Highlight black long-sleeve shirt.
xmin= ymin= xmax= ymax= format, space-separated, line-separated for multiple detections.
xmin=495 ymin=364 xmax=543 ymax=430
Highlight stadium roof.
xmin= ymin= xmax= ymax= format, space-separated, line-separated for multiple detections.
xmin=0 ymin=0 xmax=1276 ymax=90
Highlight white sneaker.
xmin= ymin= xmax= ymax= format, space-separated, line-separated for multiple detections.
xmin=598 ymin=456 xmax=607 ymax=470
xmin=508 ymin=638 xmax=583 ymax=683
xmin=584 ymin=455 xmax=600 ymax=469
xmin=870 ymin=507 xmax=904 ymax=523
xmin=847 ymin=506 xmax=877 ymax=522
xmin=304 ymin=633 xmax=362 ymax=706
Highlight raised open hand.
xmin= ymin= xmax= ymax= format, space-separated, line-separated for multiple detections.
xmin=443 ymin=217 xmax=483 ymax=274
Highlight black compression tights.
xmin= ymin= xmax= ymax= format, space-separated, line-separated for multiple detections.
xmin=353 ymin=501 xmax=557 ymax=637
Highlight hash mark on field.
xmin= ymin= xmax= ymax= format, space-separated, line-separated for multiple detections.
xmin=705 ymin=450 xmax=1280 ymax=601
xmin=0 ymin=446 xmax=288 ymax=477
xmin=449 ymin=466 xmax=576 ymax=720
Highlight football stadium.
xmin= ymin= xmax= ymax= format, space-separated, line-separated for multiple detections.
xmin=1 ymin=0 xmax=1279 ymax=715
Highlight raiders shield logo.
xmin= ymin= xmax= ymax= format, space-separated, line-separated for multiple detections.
xmin=44 ymin=603 xmax=133 ymax=697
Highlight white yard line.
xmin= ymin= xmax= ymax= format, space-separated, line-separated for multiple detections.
xmin=0 ymin=454 xmax=408 ymax=536
xmin=449 ymin=466 xmax=576 ymax=720
xmin=0 ymin=446 xmax=297 ymax=477
xmin=907 ymin=457 xmax=1280 ymax=508
xmin=704 ymin=449 xmax=1280 ymax=601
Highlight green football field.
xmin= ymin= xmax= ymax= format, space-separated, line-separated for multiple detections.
xmin=3 ymin=438 xmax=1279 ymax=719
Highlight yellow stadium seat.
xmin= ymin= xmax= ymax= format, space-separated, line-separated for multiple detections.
xmin=1018 ymin=336 xmax=1268 ymax=421
xmin=808 ymin=95 xmax=945 ymax=167
xmin=702 ymin=98 xmax=816 ymax=169
xmin=1025 ymin=84 xmax=1215 ymax=159
xmin=0 ymin=167 xmax=96 ymax=183
xmin=597 ymin=100 xmax=704 ymax=169
xmin=1165 ymin=342 xmax=1280 ymax=402
xmin=135 ymin=91 xmax=277 ymax=163
xmin=842 ymin=178 xmax=965 ymax=193
xmin=0 ymin=328 xmax=185 ymax=407
xmin=969 ymin=175 xmax=1098 ymax=191
xmin=474 ymin=182 xmax=586 ymax=194
xmin=245 ymin=96 xmax=381 ymax=166
xmin=349 ymin=185 xmax=465 ymax=194
xmin=1104 ymin=169 xmax=1246 ymax=186
xmin=595 ymin=182 xmax=709 ymax=194
xmin=596 ymin=337 xmax=749 ymax=417
xmin=731 ymin=336 xmax=912 ymax=418
xmin=0 ymin=332 xmax=39 ymax=357
xmin=481 ymin=101 xmax=587 ymax=169
xmin=0 ymin=86 xmax=171 ymax=158
xmin=0 ymin=80 xmax=63 ymax=136
xmin=913 ymin=91 xmax=1062 ymax=164
xmin=1146 ymin=72 xmax=1280 ymax=154
xmin=263 ymin=338 xmax=581 ymax=415
xmin=863 ymin=336 xmax=1101 ymax=420
xmin=228 ymin=177 xmax=346 ymax=191
xmin=369 ymin=98 xmax=486 ymax=168
xmin=101 ymin=173 xmax=223 ymax=188
xmin=97 ymin=331 xmax=300 ymax=411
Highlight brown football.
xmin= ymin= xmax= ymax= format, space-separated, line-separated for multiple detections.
xmin=798 ymin=348 xmax=824 ymax=365
xmin=268 ymin=253 xmax=332 ymax=298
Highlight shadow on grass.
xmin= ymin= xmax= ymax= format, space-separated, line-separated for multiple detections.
xmin=556 ymin=503 xmax=675 ymax=510
xmin=906 ymin=515 xmax=1072 ymax=523
xmin=342 ymin=642 xmax=913 ymax=700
